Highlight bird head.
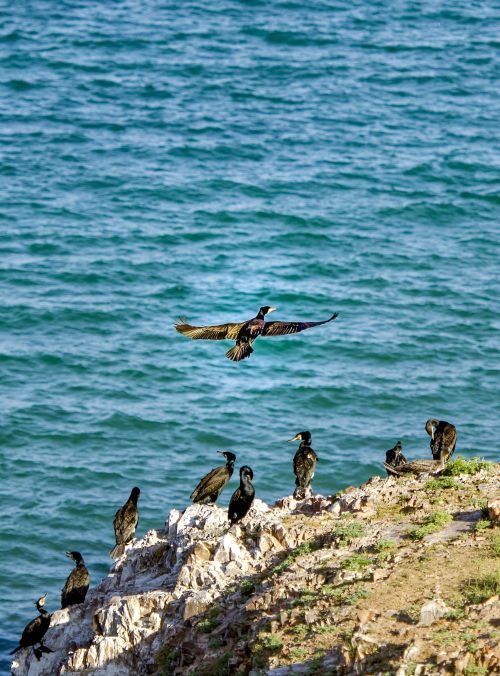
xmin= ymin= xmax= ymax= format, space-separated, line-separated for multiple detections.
xmin=425 ymin=419 xmax=439 ymax=441
xmin=259 ymin=306 xmax=277 ymax=316
xmin=65 ymin=551 xmax=84 ymax=564
xmin=131 ymin=486 xmax=141 ymax=499
xmin=218 ymin=451 xmax=236 ymax=463
xmin=288 ymin=431 xmax=312 ymax=444
xmin=35 ymin=594 xmax=47 ymax=609
xmin=240 ymin=465 xmax=254 ymax=481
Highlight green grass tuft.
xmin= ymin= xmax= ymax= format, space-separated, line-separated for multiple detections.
xmin=257 ymin=633 xmax=282 ymax=651
xmin=424 ymin=476 xmax=461 ymax=490
xmin=407 ymin=511 xmax=452 ymax=540
xmin=475 ymin=519 xmax=492 ymax=531
xmin=461 ymin=570 xmax=500 ymax=605
xmin=492 ymin=532 xmax=500 ymax=557
xmin=332 ymin=521 xmax=366 ymax=545
xmin=442 ymin=456 xmax=492 ymax=476
xmin=196 ymin=618 xmax=218 ymax=634
xmin=341 ymin=554 xmax=372 ymax=571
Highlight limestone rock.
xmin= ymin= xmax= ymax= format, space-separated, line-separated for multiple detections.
xmin=488 ymin=498 xmax=500 ymax=525
xmin=419 ymin=598 xmax=449 ymax=626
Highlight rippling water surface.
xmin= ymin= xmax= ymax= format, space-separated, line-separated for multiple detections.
xmin=1 ymin=0 xmax=499 ymax=667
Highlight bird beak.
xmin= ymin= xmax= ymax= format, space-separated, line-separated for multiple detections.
xmin=268 ymin=307 xmax=277 ymax=313
xmin=65 ymin=551 xmax=72 ymax=558
xmin=431 ymin=428 xmax=435 ymax=440
xmin=287 ymin=433 xmax=301 ymax=442
xmin=217 ymin=451 xmax=225 ymax=456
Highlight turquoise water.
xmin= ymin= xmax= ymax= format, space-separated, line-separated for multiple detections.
xmin=1 ymin=0 xmax=499 ymax=667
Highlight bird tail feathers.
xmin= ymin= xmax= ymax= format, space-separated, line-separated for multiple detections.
xmin=110 ymin=544 xmax=126 ymax=559
xmin=225 ymin=342 xmax=253 ymax=361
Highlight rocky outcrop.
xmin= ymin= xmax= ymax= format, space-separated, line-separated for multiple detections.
xmin=12 ymin=464 xmax=500 ymax=675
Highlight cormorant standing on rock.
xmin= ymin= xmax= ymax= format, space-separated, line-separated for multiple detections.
xmin=110 ymin=486 xmax=141 ymax=559
xmin=385 ymin=441 xmax=407 ymax=475
xmin=61 ymin=551 xmax=90 ymax=608
xmin=228 ymin=466 xmax=255 ymax=524
xmin=175 ymin=306 xmax=338 ymax=361
xmin=425 ymin=419 xmax=457 ymax=461
xmin=190 ymin=452 xmax=236 ymax=504
xmin=10 ymin=594 xmax=53 ymax=661
xmin=384 ymin=448 xmax=447 ymax=477
xmin=288 ymin=431 xmax=318 ymax=499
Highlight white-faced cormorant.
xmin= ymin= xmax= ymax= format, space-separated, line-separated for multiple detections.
xmin=228 ymin=466 xmax=255 ymax=524
xmin=385 ymin=441 xmax=407 ymax=475
xmin=288 ymin=431 xmax=318 ymax=499
xmin=384 ymin=448 xmax=447 ymax=477
xmin=425 ymin=419 xmax=457 ymax=461
xmin=61 ymin=551 xmax=90 ymax=608
xmin=110 ymin=486 xmax=141 ymax=559
xmin=10 ymin=594 xmax=53 ymax=661
xmin=175 ymin=306 xmax=338 ymax=361
xmin=190 ymin=451 xmax=236 ymax=504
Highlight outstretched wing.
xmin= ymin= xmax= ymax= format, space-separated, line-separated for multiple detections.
xmin=175 ymin=318 xmax=246 ymax=341
xmin=261 ymin=312 xmax=338 ymax=337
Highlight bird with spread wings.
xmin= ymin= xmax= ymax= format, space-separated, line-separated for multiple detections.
xmin=175 ymin=305 xmax=338 ymax=361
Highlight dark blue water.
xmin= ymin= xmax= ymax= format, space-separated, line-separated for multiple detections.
xmin=1 ymin=0 xmax=499 ymax=669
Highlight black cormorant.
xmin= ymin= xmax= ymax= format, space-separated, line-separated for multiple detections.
xmin=384 ymin=448 xmax=447 ymax=477
xmin=61 ymin=551 xmax=90 ymax=608
xmin=10 ymin=594 xmax=53 ymax=661
xmin=288 ymin=431 xmax=318 ymax=499
xmin=190 ymin=451 xmax=236 ymax=504
xmin=228 ymin=466 xmax=255 ymax=524
xmin=425 ymin=419 xmax=457 ymax=461
xmin=175 ymin=306 xmax=338 ymax=361
xmin=110 ymin=486 xmax=141 ymax=559
xmin=385 ymin=441 xmax=407 ymax=475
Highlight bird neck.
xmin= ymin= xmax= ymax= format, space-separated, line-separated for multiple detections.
xmin=226 ymin=459 xmax=235 ymax=471
xmin=256 ymin=309 xmax=266 ymax=320
xmin=36 ymin=604 xmax=49 ymax=616
xmin=240 ymin=476 xmax=253 ymax=495
xmin=75 ymin=559 xmax=85 ymax=568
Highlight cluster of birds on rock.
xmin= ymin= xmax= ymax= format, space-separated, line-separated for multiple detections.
xmin=10 ymin=306 xmax=458 ymax=665
xmin=384 ymin=419 xmax=457 ymax=475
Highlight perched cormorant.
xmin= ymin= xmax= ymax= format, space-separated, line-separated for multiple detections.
xmin=288 ymin=431 xmax=318 ymax=499
xmin=384 ymin=448 xmax=447 ymax=477
xmin=10 ymin=594 xmax=53 ymax=661
xmin=110 ymin=486 xmax=141 ymax=559
xmin=228 ymin=466 xmax=255 ymax=525
xmin=425 ymin=419 xmax=457 ymax=461
xmin=190 ymin=451 xmax=236 ymax=504
xmin=61 ymin=551 xmax=90 ymax=608
xmin=385 ymin=441 xmax=407 ymax=475
xmin=175 ymin=306 xmax=339 ymax=361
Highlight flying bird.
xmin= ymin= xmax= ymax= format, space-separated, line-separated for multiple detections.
xmin=110 ymin=487 xmax=141 ymax=559
xmin=175 ymin=306 xmax=338 ymax=361
xmin=425 ymin=419 xmax=457 ymax=462
xmin=61 ymin=551 xmax=90 ymax=608
xmin=288 ymin=431 xmax=318 ymax=499
xmin=190 ymin=451 xmax=236 ymax=504
xmin=228 ymin=466 xmax=255 ymax=524
xmin=10 ymin=594 xmax=53 ymax=661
